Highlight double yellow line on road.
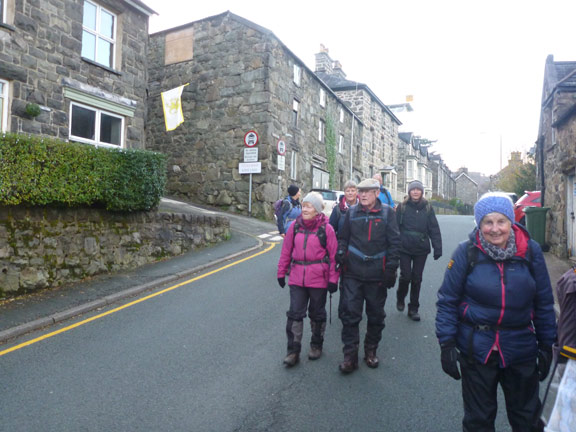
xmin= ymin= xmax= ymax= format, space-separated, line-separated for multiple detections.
xmin=0 ymin=242 xmax=276 ymax=357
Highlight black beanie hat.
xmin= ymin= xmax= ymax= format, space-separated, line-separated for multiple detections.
xmin=288 ymin=185 xmax=300 ymax=196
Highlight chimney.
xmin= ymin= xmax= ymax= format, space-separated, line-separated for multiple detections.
xmin=333 ymin=60 xmax=347 ymax=79
xmin=315 ymin=44 xmax=333 ymax=74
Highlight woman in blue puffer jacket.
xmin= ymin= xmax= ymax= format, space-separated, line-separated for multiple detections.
xmin=435 ymin=192 xmax=557 ymax=432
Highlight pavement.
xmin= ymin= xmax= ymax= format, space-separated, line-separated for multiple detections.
xmin=0 ymin=199 xmax=573 ymax=344
xmin=0 ymin=198 xmax=282 ymax=344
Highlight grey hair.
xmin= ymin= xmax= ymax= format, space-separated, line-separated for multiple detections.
xmin=343 ymin=180 xmax=357 ymax=190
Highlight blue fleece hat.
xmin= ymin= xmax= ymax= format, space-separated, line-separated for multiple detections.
xmin=474 ymin=192 xmax=515 ymax=227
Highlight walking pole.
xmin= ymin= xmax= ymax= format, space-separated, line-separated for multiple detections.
xmin=329 ymin=293 xmax=332 ymax=325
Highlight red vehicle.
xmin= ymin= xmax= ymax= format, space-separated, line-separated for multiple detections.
xmin=514 ymin=191 xmax=541 ymax=224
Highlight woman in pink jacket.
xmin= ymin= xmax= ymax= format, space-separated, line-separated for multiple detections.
xmin=277 ymin=192 xmax=340 ymax=367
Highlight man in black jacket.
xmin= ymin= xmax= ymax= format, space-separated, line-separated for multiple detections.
xmin=336 ymin=178 xmax=400 ymax=373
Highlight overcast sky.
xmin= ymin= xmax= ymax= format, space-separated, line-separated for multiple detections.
xmin=144 ymin=0 xmax=576 ymax=176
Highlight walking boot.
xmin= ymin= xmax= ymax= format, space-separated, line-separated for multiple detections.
xmin=364 ymin=344 xmax=379 ymax=368
xmin=408 ymin=309 xmax=421 ymax=321
xmin=308 ymin=320 xmax=326 ymax=360
xmin=284 ymin=319 xmax=303 ymax=367
xmin=283 ymin=352 xmax=300 ymax=367
xmin=339 ymin=349 xmax=358 ymax=374
xmin=396 ymin=299 xmax=405 ymax=312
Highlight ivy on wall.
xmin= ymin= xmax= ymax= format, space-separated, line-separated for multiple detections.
xmin=325 ymin=115 xmax=337 ymax=190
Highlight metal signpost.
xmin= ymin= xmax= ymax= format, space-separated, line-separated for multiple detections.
xmin=277 ymin=139 xmax=286 ymax=199
xmin=242 ymin=131 xmax=259 ymax=216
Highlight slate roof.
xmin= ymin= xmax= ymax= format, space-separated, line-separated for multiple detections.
xmin=315 ymin=71 xmax=401 ymax=125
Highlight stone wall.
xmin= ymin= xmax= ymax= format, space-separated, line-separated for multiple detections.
xmin=147 ymin=12 xmax=361 ymax=219
xmin=540 ymin=90 xmax=576 ymax=257
xmin=0 ymin=206 xmax=230 ymax=295
xmin=0 ymin=0 xmax=149 ymax=148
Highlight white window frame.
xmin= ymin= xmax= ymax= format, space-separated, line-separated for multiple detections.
xmin=69 ymin=101 xmax=124 ymax=148
xmin=0 ymin=78 xmax=8 ymax=132
xmin=339 ymin=134 xmax=344 ymax=153
xmin=319 ymin=88 xmax=326 ymax=107
xmin=82 ymin=0 xmax=117 ymax=68
xmin=293 ymin=64 xmax=301 ymax=86
xmin=292 ymin=99 xmax=299 ymax=127
xmin=318 ymin=119 xmax=325 ymax=142
xmin=0 ymin=0 xmax=5 ymax=24
xmin=339 ymin=108 xmax=344 ymax=123
xmin=290 ymin=152 xmax=298 ymax=180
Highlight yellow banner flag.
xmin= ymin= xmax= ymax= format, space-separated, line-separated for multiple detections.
xmin=161 ymin=84 xmax=189 ymax=131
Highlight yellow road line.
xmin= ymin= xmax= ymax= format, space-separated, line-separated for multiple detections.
xmin=0 ymin=242 xmax=276 ymax=357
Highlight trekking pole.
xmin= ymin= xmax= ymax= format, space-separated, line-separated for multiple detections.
xmin=329 ymin=293 xmax=332 ymax=325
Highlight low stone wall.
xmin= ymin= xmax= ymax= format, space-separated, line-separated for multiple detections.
xmin=0 ymin=206 xmax=230 ymax=295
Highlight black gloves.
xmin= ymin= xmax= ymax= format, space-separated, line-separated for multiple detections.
xmin=327 ymin=282 xmax=338 ymax=293
xmin=382 ymin=267 xmax=397 ymax=289
xmin=335 ymin=250 xmax=345 ymax=270
xmin=440 ymin=340 xmax=461 ymax=380
xmin=277 ymin=277 xmax=286 ymax=288
xmin=434 ymin=253 xmax=442 ymax=260
xmin=537 ymin=345 xmax=553 ymax=382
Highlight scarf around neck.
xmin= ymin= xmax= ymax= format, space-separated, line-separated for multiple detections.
xmin=479 ymin=228 xmax=517 ymax=261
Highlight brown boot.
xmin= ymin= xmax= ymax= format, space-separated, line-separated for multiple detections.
xmin=309 ymin=320 xmax=326 ymax=360
xmin=364 ymin=345 xmax=379 ymax=368
xmin=283 ymin=352 xmax=300 ymax=367
xmin=308 ymin=346 xmax=322 ymax=360
xmin=339 ymin=351 xmax=358 ymax=374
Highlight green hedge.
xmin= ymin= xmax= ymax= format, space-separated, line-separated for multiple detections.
xmin=0 ymin=133 xmax=167 ymax=211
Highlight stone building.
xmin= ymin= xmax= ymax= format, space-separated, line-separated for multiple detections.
xmin=397 ymin=132 xmax=435 ymax=199
xmin=536 ymin=54 xmax=576 ymax=258
xmin=455 ymin=168 xmax=478 ymax=206
xmin=429 ymin=153 xmax=456 ymax=200
xmin=146 ymin=12 xmax=362 ymax=218
xmin=314 ymin=46 xmax=402 ymax=199
xmin=0 ymin=0 xmax=155 ymax=148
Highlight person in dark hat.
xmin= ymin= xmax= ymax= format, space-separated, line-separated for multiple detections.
xmin=276 ymin=185 xmax=302 ymax=237
xmin=335 ymin=178 xmax=400 ymax=373
xmin=395 ymin=180 xmax=442 ymax=321
xmin=435 ymin=192 xmax=557 ymax=431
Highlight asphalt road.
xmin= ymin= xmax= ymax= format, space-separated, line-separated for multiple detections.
xmin=0 ymin=215 xmax=516 ymax=431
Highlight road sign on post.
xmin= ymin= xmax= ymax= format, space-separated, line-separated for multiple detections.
xmin=244 ymin=148 xmax=258 ymax=162
xmin=277 ymin=155 xmax=285 ymax=171
xmin=277 ymin=139 xmax=286 ymax=155
xmin=238 ymin=162 xmax=262 ymax=174
xmin=244 ymin=130 xmax=259 ymax=147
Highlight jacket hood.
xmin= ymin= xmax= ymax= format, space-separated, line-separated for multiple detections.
xmin=338 ymin=194 xmax=358 ymax=211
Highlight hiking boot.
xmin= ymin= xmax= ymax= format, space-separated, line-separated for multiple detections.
xmin=364 ymin=346 xmax=379 ymax=368
xmin=408 ymin=310 xmax=421 ymax=321
xmin=283 ymin=353 xmax=299 ymax=367
xmin=308 ymin=346 xmax=322 ymax=360
xmin=396 ymin=299 xmax=405 ymax=312
xmin=339 ymin=352 xmax=358 ymax=374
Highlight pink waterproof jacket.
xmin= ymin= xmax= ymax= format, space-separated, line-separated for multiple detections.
xmin=277 ymin=213 xmax=340 ymax=288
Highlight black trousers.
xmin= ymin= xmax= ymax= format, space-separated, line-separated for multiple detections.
xmin=338 ymin=277 xmax=387 ymax=352
xmin=460 ymin=352 xmax=543 ymax=432
xmin=286 ymin=285 xmax=328 ymax=322
xmin=398 ymin=253 xmax=427 ymax=311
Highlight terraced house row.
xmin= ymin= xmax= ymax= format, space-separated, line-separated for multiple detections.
xmin=1 ymin=0 xmax=456 ymax=220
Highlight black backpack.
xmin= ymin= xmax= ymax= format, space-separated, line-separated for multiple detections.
xmin=292 ymin=221 xmax=327 ymax=249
